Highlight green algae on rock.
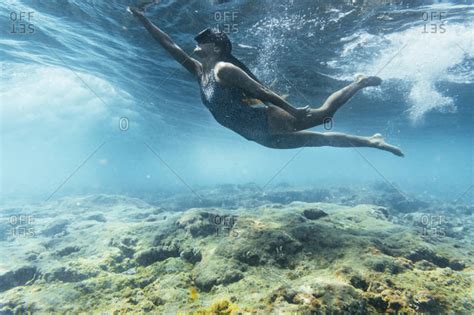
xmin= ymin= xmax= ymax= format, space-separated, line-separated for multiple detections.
xmin=0 ymin=190 xmax=472 ymax=314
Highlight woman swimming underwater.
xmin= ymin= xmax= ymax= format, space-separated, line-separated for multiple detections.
xmin=130 ymin=6 xmax=404 ymax=157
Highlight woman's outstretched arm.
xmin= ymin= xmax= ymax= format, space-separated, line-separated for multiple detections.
xmin=130 ymin=7 xmax=202 ymax=77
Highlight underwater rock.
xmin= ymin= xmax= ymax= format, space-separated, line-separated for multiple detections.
xmin=376 ymin=189 xmax=429 ymax=213
xmin=367 ymin=281 xmax=388 ymax=294
xmin=0 ymin=221 xmax=10 ymax=241
xmin=0 ymin=266 xmax=38 ymax=292
xmin=180 ymin=247 xmax=202 ymax=264
xmin=293 ymin=216 xmax=357 ymax=249
xmin=455 ymin=205 xmax=473 ymax=215
xmin=293 ymin=292 xmax=320 ymax=306
xmin=390 ymin=258 xmax=413 ymax=274
xmin=122 ymin=268 xmax=137 ymax=275
xmin=99 ymin=249 xmax=136 ymax=273
xmin=414 ymin=259 xmax=436 ymax=271
xmin=381 ymin=289 xmax=407 ymax=312
xmin=134 ymin=245 xmax=180 ymax=266
xmin=160 ymin=238 xmax=182 ymax=251
xmin=218 ymin=228 xmax=303 ymax=267
xmin=160 ymin=185 xmax=257 ymax=209
xmin=141 ymin=300 xmax=155 ymax=312
xmin=413 ymin=290 xmax=441 ymax=313
xmin=152 ymin=221 xmax=182 ymax=246
xmin=41 ymin=220 xmax=69 ymax=237
xmin=405 ymin=248 xmax=449 ymax=268
xmin=85 ymin=213 xmax=106 ymax=222
xmin=55 ymin=245 xmax=81 ymax=257
xmin=261 ymin=229 xmax=303 ymax=264
xmin=302 ymin=208 xmax=328 ymax=220
xmin=312 ymin=281 xmax=364 ymax=313
xmin=289 ymin=223 xmax=327 ymax=245
xmin=197 ymin=269 xmax=243 ymax=292
xmin=0 ymin=301 xmax=39 ymax=315
xmin=239 ymin=250 xmax=261 ymax=266
xmin=268 ymin=285 xmax=298 ymax=303
xmin=366 ymin=293 xmax=388 ymax=311
xmin=196 ymin=299 xmax=240 ymax=314
xmin=148 ymin=293 xmax=165 ymax=306
xmin=177 ymin=211 xmax=216 ymax=238
xmin=135 ymin=276 xmax=156 ymax=289
xmin=44 ymin=266 xmax=97 ymax=283
xmin=376 ymin=207 xmax=390 ymax=218
xmin=367 ymin=258 xmax=387 ymax=272
xmin=448 ymin=259 xmax=465 ymax=271
xmin=0 ymin=193 xmax=471 ymax=313
xmin=392 ymin=199 xmax=429 ymax=213
xmin=145 ymin=215 xmax=160 ymax=222
xmin=25 ymin=253 xmax=39 ymax=262
xmin=81 ymin=195 xmax=135 ymax=207
xmin=271 ymin=283 xmax=325 ymax=309
xmin=193 ymin=260 xmax=245 ymax=292
xmin=350 ymin=275 xmax=369 ymax=291
xmin=130 ymin=212 xmax=154 ymax=220
xmin=159 ymin=186 xmax=334 ymax=210
xmin=261 ymin=189 xmax=330 ymax=204
xmin=445 ymin=225 xmax=465 ymax=239
xmin=152 ymin=232 xmax=168 ymax=246
xmin=109 ymin=235 xmax=138 ymax=258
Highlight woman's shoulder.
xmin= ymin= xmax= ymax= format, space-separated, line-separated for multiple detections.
xmin=214 ymin=62 xmax=241 ymax=83
xmin=216 ymin=61 xmax=243 ymax=74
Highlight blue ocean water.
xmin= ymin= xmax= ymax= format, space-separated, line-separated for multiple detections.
xmin=0 ymin=0 xmax=473 ymax=204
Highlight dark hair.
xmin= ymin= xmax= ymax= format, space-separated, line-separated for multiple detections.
xmin=195 ymin=27 xmax=263 ymax=85
xmin=223 ymin=54 xmax=263 ymax=85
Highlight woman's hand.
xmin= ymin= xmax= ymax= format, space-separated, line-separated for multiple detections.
xmin=128 ymin=6 xmax=145 ymax=18
xmin=292 ymin=105 xmax=312 ymax=120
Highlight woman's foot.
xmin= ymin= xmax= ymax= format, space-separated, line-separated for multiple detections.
xmin=369 ymin=133 xmax=404 ymax=157
xmin=355 ymin=75 xmax=382 ymax=88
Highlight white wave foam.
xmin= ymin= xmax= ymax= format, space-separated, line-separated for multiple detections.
xmin=0 ymin=63 xmax=135 ymax=136
xmin=335 ymin=9 xmax=473 ymax=123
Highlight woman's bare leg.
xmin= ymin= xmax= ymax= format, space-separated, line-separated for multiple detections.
xmin=263 ymin=130 xmax=404 ymax=157
xmin=294 ymin=75 xmax=382 ymax=131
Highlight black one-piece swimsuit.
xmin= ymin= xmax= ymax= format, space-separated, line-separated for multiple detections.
xmin=199 ymin=70 xmax=269 ymax=142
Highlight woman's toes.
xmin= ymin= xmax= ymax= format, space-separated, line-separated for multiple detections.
xmin=370 ymin=133 xmax=404 ymax=157
xmin=395 ymin=149 xmax=405 ymax=157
